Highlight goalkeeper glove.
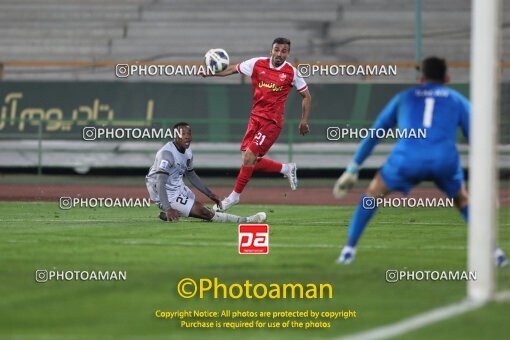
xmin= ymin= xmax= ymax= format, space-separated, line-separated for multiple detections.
xmin=333 ymin=161 xmax=359 ymax=199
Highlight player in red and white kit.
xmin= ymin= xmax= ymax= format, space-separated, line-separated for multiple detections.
xmin=207 ymin=37 xmax=312 ymax=211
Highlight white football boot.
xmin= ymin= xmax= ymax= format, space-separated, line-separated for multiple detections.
xmin=336 ymin=245 xmax=356 ymax=265
xmin=247 ymin=212 xmax=267 ymax=223
xmin=213 ymin=196 xmax=239 ymax=212
xmin=495 ymin=248 xmax=508 ymax=268
xmin=283 ymin=162 xmax=298 ymax=191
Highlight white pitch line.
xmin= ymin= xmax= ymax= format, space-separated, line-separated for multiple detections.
xmin=3 ymin=238 xmax=466 ymax=250
xmin=0 ymin=219 xmax=152 ymax=223
xmin=2 ymin=219 xmax=506 ymax=226
xmin=112 ymin=239 xmax=467 ymax=250
xmin=339 ymin=299 xmax=485 ymax=340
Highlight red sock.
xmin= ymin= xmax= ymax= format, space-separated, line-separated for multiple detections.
xmin=254 ymin=158 xmax=283 ymax=173
xmin=234 ymin=165 xmax=255 ymax=194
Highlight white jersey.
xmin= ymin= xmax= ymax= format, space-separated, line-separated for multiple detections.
xmin=146 ymin=142 xmax=193 ymax=200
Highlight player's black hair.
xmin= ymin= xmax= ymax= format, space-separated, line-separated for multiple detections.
xmin=172 ymin=121 xmax=190 ymax=140
xmin=272 ymin=37 xmax=291 ymax=50
xmin=172 ymin=122 xmax=190 ymax=131
xmin=421 ymin=56 xmax=447 ymax=83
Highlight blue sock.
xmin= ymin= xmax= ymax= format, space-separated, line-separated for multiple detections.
xmin=346 ymin=195 xmax=379 ymax=247
xmin=460 ymin=205 xmax=468 ymax=222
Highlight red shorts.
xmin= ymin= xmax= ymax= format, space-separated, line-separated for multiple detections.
xmin=240 ymin=115 xmax=282 ymax=157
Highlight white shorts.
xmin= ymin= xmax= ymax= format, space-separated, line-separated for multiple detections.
xmin=146 ymin=180 xmax=196 ymax=217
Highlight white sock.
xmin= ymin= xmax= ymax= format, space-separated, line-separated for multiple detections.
xmin=280 ymin=164 xmax=289 ymax=174
xmin=342 ymin=245 xmax=355 ymax=254
xmin=228 ymin=191 xmax=240 ymax=202
xmin=211 ymin=212 xmax=247 ymax=223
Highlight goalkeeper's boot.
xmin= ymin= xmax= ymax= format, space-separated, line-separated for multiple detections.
xmin=247 ymin=212 xmax=267 ymax=223
xmin=336 ymin=245 xmax=356 ymax=265
xmin=495 ymin=248 xmax=508 ymax=268
xmin=213 ymin=196 xmax=239 ymax=212
xmin=283 ymin=162 xmax=298 ymax=191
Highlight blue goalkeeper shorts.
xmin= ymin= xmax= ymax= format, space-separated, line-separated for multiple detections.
xmin=380 ymin=152 xmax=464 ymax=198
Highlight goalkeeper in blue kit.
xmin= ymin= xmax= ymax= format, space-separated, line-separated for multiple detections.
xmin=333 ymin=56 xmax=507 ymax=267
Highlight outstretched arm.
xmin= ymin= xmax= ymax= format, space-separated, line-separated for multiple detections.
xmin=205 ymin=57 xmax=260 ymax=78
xmin=186 ymin=170 xmax=221 ymax=208
xmin=299 ymin=89 xmax=311 ymax=135
xmin=154 ymin=151 xmax=180 ymax=222
xmin=155 ymin=172 xmax=178 ymax=221
xmin=292 ymin=68 xmax=311 ymax=135
xmin=351 ymin=94 xmax=400 ymax=169
xmin=333 ymin=94 xmax=400 ymax=199
xmin=207 ymin=64 xmax=239 ymax=77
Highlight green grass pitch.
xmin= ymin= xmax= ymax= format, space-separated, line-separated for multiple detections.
xmin=0 ymin=202 xmax=508 ymax=339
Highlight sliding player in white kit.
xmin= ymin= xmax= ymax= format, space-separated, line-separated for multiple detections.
xmin=146 ymin=122 xmax=266 ymax=223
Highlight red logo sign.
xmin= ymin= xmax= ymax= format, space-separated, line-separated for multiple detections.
xmin=238 ymin=224 xmax=269 ymax=254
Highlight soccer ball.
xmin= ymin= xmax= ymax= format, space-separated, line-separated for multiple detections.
xmin=204 ymin=48 xmax=229 ymax=74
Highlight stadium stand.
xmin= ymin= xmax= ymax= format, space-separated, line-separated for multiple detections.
xmin=2 ymin=0 xmax=506 ymax=82
xmin=0 ymin=0 xmax=509 ymax=173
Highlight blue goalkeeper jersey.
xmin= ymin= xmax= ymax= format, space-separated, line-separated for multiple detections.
xmin=353 ymin=83 xmax=470 ymax=166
